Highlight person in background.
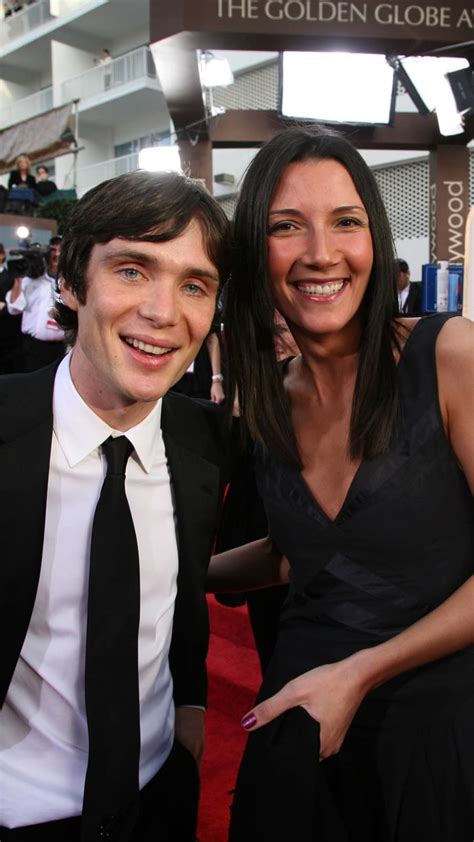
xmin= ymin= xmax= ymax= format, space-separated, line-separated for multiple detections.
xmin=208 ymin=125 xmax=474 ymax=842
xmin=6 ymin=235 xmax=66 ymax=371
xmin=35 ymin=165 xmax=58 ymax=199
xmin=396 ymin=258 xmax=422 ymax=314
xmin=0 ymin=243 xmax=23 ymax=374
xmin=0 ymin=241 xmax=8 ymax=281
xmin=0 ymin=170 xmax=231 ymax=841
xmin=98 ymin=48 xmax=113 ymax=89
xmin=8 ymin=154 xmax=36 ymax=190
xmin=171 ymin=327 xmax=225 ymax=403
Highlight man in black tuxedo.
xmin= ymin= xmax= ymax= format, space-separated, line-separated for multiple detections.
xmin=0 ymin=171 xmax=230 ymax=841
xmin=396 ymin=258 xmax=422 ymax=315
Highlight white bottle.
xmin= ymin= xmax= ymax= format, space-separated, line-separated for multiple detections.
xmin=436 ymin=260 xmax=449 ymax=312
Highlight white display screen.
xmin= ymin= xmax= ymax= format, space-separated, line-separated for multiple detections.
xmin=280 ymin=52 xmax=396 ymax=125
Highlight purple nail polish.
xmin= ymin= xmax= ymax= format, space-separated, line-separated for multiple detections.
xmin=241 ymin=713 xmax=257 ymax=730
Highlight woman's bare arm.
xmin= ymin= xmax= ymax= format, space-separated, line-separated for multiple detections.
xmin=207 ymin=536 xmax=289 ymax=593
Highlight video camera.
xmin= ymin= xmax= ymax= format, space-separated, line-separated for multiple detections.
xmin=6 ymin=244 xmax=49 ymax=280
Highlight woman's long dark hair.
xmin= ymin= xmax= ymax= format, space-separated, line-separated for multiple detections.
xmin=225 ymin=125 xmax=400 ymax=466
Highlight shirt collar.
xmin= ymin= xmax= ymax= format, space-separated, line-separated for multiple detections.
xmin=53 ymin=354 xmax=164 ymax=473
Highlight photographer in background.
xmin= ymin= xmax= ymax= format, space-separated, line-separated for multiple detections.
xmin=6 ymin=236 xmax=66 ymax=371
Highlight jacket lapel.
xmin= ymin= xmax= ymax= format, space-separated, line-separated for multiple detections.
xmin=161 ymin=393 xmax=222 ymax=574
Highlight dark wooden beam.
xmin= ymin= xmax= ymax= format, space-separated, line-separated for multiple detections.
xmin=150 ymin=35 xmax=207 ymax=135
xmin=208 ymin=110 xmax=472 ymax=150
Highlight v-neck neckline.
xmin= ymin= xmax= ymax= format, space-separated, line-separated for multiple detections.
xmin=288 ymin=319 xmax=424 ymax=527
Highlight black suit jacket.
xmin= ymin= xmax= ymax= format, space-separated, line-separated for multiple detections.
xmin=0 ymin=362 xmax=229 ymax=710
xmin=400 ymin=282 xmax=422 ymax=315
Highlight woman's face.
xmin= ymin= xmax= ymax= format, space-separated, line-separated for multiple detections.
xmin=17 ymin=156 xmax=29 ymax=173
xmin=267 ymin=158 xmax=373 ymax=343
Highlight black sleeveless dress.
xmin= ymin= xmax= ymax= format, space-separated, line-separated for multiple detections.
xmin=229 ymin=315 xmax=474 ymax=842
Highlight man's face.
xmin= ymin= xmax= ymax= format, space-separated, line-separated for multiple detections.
xmin=397 ymin=268 xmax=410 ymax=292
xmin=61 ymin=220 xmax=219 ymax=428
xmin=37 ymin=168 xmax=48 ymax=182
xmin=48 ymin=243 xmax=61 ymax=275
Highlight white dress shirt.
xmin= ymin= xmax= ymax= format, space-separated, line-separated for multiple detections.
xmin=0 ymin=355 xmax=179 ymax=827
xmin=398 ymin=284 xmax=410 ymax=313
xmin=5 ymin=272 xmax=65 ymax=342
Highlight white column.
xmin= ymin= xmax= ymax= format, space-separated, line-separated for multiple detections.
xmin=463 ymin=207 xmax=474 ymax=322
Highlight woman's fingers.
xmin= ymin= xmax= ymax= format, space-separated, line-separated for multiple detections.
xmin=241 ymin=681 xmax=300 ymax=731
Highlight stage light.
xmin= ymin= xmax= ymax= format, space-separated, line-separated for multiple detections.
xmin=16 ymin=226 xmax=30 ymax=240
xmin=138 ymin=146 xmax=182 ymax=173
xmin=200 ymin=52 xmax=234 ymax=88
xmin=398 ymin=56 xmax=469 ymax=136
xmin=279 ymin=52 xmax=396 ymax=125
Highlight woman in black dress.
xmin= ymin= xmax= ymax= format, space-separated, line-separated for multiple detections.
xmin=208 ymin=126 xmax=474 ymax=841
xmin=8 ymin=153 xmax=36 ymax=190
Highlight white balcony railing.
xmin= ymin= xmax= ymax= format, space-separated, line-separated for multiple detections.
xmin=0 ymin=0 xmax=53 ymax=47
xmin=0 ymin=85 xmax=53 ymax=128
xmin=60 ymin=47 xmax=158 ymax=104
xmin=69 ymin=152 xmax=139 ymax=195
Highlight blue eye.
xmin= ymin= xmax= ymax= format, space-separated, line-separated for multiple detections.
xmin=120 ymin=267 xmax=141 ymax=280
xmin=185 ymin=283 xmax=205 ymax=296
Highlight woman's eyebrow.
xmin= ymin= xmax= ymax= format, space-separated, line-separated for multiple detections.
xmin=268 ymin=205 xmax=367 ymax=216
xmin=268 ymin=208 xmax=305 ymax=217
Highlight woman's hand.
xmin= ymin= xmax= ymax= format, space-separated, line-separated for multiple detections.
xmin=210 ymin=379 xmax=225 ymax=404
xmin=241 ymin=654 xmax=370 ymax=759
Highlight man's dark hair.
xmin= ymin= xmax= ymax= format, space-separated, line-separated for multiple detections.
xmin=49 ymin=235 xmax=62 ymax=247
xmin=37 ymin=165 xmax=49 ymax=175
xmin=396 ymin=258 xmax=409 ymax=273
xmin=225 ymin=124 xmax=400 ymax=465
xmin=54 ymin=170 xmax=231 ymax=341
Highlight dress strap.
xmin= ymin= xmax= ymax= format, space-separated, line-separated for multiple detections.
xmin=397 ymin=313 xmax=457 ymax=434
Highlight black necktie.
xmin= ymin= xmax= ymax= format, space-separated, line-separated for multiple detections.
xmin=81 ymin=436 xmax=141 ymax=840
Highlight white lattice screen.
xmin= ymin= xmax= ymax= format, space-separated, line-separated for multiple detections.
xmin=372 ymin=160 xmax=429 ymax=240
xmin=207 ymin=61 xmax=278 ymax=112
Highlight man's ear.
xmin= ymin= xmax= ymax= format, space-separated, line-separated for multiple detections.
xmin=60 ymin=280 xmax=79 ymax=312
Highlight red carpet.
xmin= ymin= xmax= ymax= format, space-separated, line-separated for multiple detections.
xmin=198 ymin=596 xmax=261 ymax=842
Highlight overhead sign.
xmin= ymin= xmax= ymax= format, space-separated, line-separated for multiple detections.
xmin=152 ymin=0 xmax=474 ymax=44
xmin=217 ymin=0 xmax=471 ymax=32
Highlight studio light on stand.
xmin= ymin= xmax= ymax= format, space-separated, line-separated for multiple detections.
xmin=199 ymin=51 xmax=234 ymax=118
xmin=138 ymin=146 xmax=182 ymax=173
xmin=392 ymin=55 xmax=470 ymax=136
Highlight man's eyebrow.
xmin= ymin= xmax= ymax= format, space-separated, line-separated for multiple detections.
xmin=99 ymin=249 xmax=219 ymax=283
